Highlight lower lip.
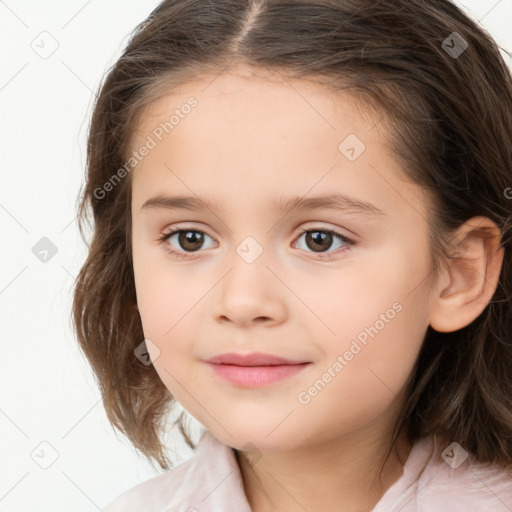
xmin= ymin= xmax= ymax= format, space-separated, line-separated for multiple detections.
xmin=206 ymin=362 xmax=311 ymax=387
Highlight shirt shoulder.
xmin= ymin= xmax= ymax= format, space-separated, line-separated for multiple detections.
xmin=373 ymin=435 xmax=512 ymax=512
xmin=102 ymin=430 xmax=251 ymax=512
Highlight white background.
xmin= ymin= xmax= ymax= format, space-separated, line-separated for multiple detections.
xmin=1 ymin=1 xmax=511 ymax=510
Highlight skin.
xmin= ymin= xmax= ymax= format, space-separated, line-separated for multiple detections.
xmin=129 ymin=64 xmax=504 ymax=512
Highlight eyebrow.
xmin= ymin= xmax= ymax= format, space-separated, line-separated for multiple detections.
xmin=140 ymin=193 xmax=386 ymax=216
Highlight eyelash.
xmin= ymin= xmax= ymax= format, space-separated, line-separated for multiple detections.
xmin=156 ymin=226 xmax=355 ymax=260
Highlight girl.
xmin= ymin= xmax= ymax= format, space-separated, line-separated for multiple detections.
xmin=72 ymin=0 xmax=512 ymax=510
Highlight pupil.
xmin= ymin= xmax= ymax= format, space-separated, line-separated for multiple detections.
xmin=307 ymin=231 xmax=332 ymax=253
xmin=179 ymin=231 xmax=203 ymax=251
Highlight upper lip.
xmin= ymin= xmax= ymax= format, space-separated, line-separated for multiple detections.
xmin=205 ymin=352 xmax=309 ymax=366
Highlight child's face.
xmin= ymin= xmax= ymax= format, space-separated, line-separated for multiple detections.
xmin=130 ymin=67 xmax=437 ymax=451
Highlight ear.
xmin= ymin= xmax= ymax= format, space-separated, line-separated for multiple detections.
xmin=429 ymin=216 xmax=504 ymax=333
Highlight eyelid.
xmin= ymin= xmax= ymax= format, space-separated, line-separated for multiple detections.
xmin=294 ymin=221 xmax=355 ymax=239
xmin=159 ymin=221 xmax=354 ymax=239
xmin=158 ymin=223 xmax=216 ymax=242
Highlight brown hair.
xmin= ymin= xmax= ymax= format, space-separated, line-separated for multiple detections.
xmin=72 ymin=0 xmax=512 ymax=476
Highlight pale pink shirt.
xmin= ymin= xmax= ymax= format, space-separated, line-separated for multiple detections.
xmin=103 ymin=429 xmax=512 ymax=511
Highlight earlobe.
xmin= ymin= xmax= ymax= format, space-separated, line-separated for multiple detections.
xmin=429 ymin=217 xmax=504 ymax=333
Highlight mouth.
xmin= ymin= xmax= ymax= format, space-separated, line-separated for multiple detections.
xmin=204 ymin=352 xmax=312 ymax=387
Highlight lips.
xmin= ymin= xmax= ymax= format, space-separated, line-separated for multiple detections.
xmin=204 ymin=352 xmax=307 ymax=366
xmin=204 ymin=352 xmax=311 ymax=387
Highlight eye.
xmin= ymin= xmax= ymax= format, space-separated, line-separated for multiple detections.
xmin=157 ymin=226 xmax=355 ymax=260
xmin=294 ymin=227 xmax=355 ymax=258
xmin=157 ymin=227 xmax=216 ymax=258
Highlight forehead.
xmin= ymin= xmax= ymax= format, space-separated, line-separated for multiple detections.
xmin=128 ymin=67 xmax=425 ymax=221
xmin=134 ymin=67 xmax=381 ymax=146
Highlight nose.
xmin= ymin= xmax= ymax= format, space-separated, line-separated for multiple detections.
xmin=213 ymin=247 xmax=287 ymax=327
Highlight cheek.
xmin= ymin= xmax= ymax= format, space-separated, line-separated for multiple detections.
xmin=289 ymin=244 xmax=427 ymax=345
xmin=296 ymin=307 xmax=426 ymax=442
xmin=132 ymin=242 xmax=207 ymax=339
xmin=301 ymin=245 xmax=429 ymax=408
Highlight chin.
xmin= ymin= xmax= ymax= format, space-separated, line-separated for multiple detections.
xmin=208 ymin=425 xmax=302 ymax=453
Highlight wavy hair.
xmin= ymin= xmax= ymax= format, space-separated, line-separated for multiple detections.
xmin=72 ymin=0 xmax=512 ymax=474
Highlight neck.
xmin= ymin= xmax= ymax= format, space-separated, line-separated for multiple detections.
xmin=235 ymin=421 xmax=412 ymax=512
